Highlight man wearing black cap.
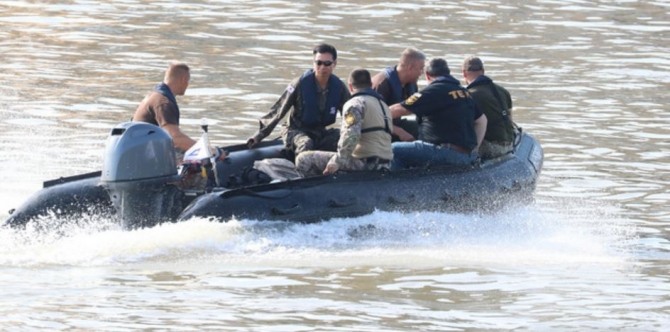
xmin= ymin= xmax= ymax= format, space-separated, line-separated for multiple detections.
xmin=389 ymin=58 xmax=487 ymax=170
xmin=462 ymin=56 xmax=515 ymax=159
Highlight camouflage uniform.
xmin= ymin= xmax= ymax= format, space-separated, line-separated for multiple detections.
xmin=296 ymin=94 xmax=392 ymax=177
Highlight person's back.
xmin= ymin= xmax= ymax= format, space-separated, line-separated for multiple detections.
xmin=462 ymin=56 xmax=515 ymax=159
xmin=133 ymin=62 xmax=197 ymax=157
xmin=349 ymin=92 xmax=393 ymax=162
xmin=133 ymin=92 xmax=173 ymax=127
xmin=415 ymin=77 xmax=478 ymax=148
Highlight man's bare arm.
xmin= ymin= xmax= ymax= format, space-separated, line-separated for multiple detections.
xmin=163 ymin=123 xmax=196 ymax=152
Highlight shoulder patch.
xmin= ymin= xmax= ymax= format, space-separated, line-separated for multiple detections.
xmin=286 ymin=84 xmax=295 ymax=94
xmin=405 ymin=92 xmax=422 ymax=105
xmin=345 ymin=112 xmax=356 ymax=126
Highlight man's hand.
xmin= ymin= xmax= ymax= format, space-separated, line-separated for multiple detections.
xmin=394 ymin=127 xmax=415 ymax=142
xmin=323 ymin=162 xmax=339 ymax=175
xmin=246 ymin=137 xmax=257 ymax=148
xmin=389 ymin=103 xmax=412 ymax=119
xmin=210 ymin=147 xmax=227 ymax=161
xmin=216 ymin=148 xmax=227 ymax=161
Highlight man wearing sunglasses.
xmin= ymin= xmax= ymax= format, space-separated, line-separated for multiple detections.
xmin=295 ymin=68 xmax=393 ymax=177
xmin=372 ymin=47 xmax=426 ymax=142
xmin=247 ymin=43 xmax=350 ymax=160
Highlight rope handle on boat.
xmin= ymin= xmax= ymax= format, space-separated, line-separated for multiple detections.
xmin=388 ymin=194 xmax=416 ymax=205
xmin=328 ymin=198 xmax=357 ymax=208
xmin=513 ymin=125 xmax=523 ymax=148
xmin=271 ymin=204 xmax=301 ymax=215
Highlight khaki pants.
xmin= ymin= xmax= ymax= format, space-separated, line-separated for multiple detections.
xmin=295 ymin=151 xmax=390 ymax=177
xmin=281 ymin=128 xmax=340 ymax=156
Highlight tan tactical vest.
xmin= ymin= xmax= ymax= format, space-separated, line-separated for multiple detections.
xmin=351 ymin=95 xmax=394 ymax=160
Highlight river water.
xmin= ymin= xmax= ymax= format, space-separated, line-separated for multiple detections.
xmin=0 ymin=0 xmax=668 ymax=330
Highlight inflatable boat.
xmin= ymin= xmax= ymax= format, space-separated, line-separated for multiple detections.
xmin=4 ymin=122 xmax=543 ymax=230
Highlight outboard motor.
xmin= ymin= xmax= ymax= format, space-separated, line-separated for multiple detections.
xmin=100 ymin=122 xmax=183 ymax=229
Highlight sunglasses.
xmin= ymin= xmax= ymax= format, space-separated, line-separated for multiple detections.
xmin=314 ymin=60 xmax=334 ymax=67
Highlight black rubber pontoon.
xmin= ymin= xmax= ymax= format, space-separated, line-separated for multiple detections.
xmin=178 ymin=132 xmax=542 ymax=222
xmin=4 ymin=122 xmax=543 ymax=229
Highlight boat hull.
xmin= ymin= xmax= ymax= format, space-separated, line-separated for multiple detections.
xmin=5 ymin=172 xmax=115 ymax=227
xmin=4 ymin=130 xmax=542 ymax=228
xmin=178 ymin=132 xmax=543 ymax=223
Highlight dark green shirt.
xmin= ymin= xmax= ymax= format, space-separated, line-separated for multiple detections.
xmin=466 ymin=75 xmax=514 ymax=143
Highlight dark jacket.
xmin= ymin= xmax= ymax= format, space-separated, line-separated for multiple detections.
xmin=402 ymin=75 xmax=483 ymax=150
xmin=466 ymin=75 xmax=514 ymax=143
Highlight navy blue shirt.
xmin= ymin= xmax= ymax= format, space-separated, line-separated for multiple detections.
xmin=401 ymin=75 xmax=483 ymax=149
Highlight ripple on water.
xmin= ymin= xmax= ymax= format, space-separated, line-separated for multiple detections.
xmin=0 ymin=1 xmax=669 ymax=329
xmin=187 ymin=87 xmax=245 ymax=96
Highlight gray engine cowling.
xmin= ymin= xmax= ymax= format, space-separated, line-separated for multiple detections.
xmin=100 ymin=122 xmax=183 ymax=229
